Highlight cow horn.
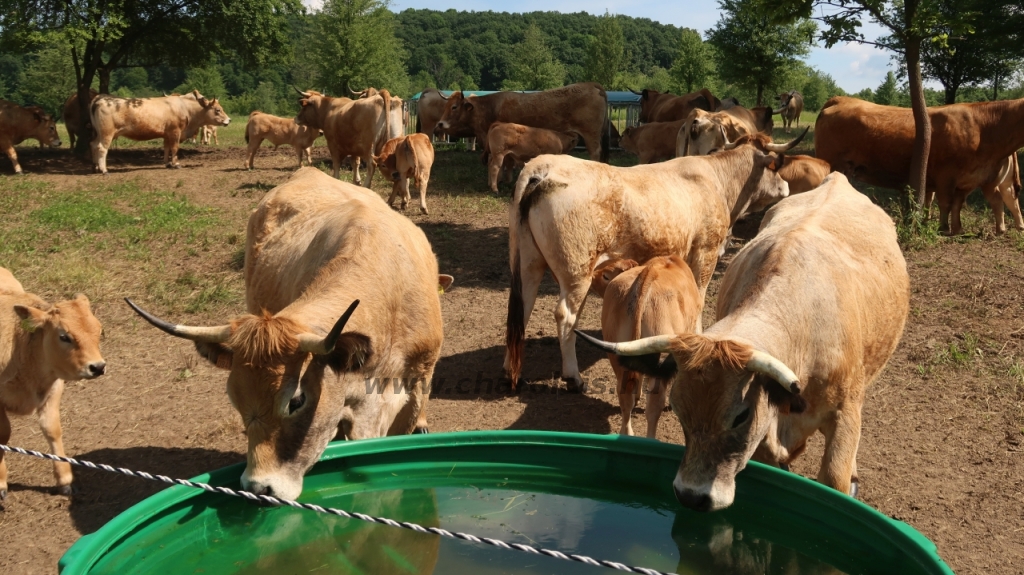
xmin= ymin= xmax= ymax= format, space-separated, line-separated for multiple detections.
xmin=721 ymin=125 xmax=739 ymax=150
xmin=296 ymin=300 xmax=360 ymax=355
xmin=764 ymin=126 xmax=809 ymax=153
xmin=746 ymin=350 xmax=802 ymax=394
xmin=124 ymin=298 xmax=232 ymax=343
xmin=575 ymin=330 xmax=673 ymax=356
xmin=629 ymin=87 xmax=642 ymax=95
xmin=772 ymin=106 xmax=786 ymax=115
xmin=293 ymin=86 xmax=310 ymax=97
xmin=349 ymin=87 xmax=364 ymax=96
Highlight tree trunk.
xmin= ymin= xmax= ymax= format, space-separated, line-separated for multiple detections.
xmin=906 ymin=38 xmax=932 ymax=209
xmin=98 ymin=67 xmax=111 ymax=94
xmin=993 ymin=73 xmax=1000 ymax=101
xmin=943 ymin=84 xmax=957 ymax=105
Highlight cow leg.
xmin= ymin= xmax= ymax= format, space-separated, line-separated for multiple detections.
xmin=0 ymin=406 xmax=9 ymax=501
xmin=386 ymin=182 xmax=401 ymax=209
xmin=2 ymin=144 xmax=22 ymax=174
xmin=818 ymin=402 xmax=862 ymax=497
xmin=581 ymin=130 xmax=602 ymax=161
xmin=363 ymin=154 xmax=375 ymax=188
xmin=489 ymin=152 xmax=505 ymax=193
xmin=999 ymin=182 xmax=1024 ymax=232
xmin=165 ymin=136 xmax=182 ymax=169
xmin=91 ymin=135 xmax=113 ymax=174
xmin=37 ymin=381 xmax=73 ymax=494
xmin=611 ymin=357 xmax=636 ymax=436
xmin=983 ymin=185 xmax=1007 ymax=235
xmin=246 ymin=136 xmax=262 ymax=170
xmin=949 ymin=189 xmax=967 ymax=236
xmin=553 ymin=279 xmax=591 ymax=391
xmin=414 ymin=367 xmax=433 ymax=433
xmin=399 ymin=177 xmax=411 ymax=210
xmin=935 ymin=185 xmax=954 ymax=235
xmin=416 ymin=169 xmax=430 ymax=215
xmin=645 ymin=378 xmax=669 ymax=439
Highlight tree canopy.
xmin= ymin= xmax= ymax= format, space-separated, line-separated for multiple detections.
xmin=311 ymin=0 xmax=409 ymax=96
xmin=502 ymin=24 xmax=566 ymax=91
xmin=583 ymin=12 xmax=624 ymax=89
xmin=670 ymin=29 xmax=716 ymax=95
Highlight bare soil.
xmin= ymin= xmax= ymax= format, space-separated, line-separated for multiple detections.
xmin=0 ymin=140 xmax=1022 ymax=575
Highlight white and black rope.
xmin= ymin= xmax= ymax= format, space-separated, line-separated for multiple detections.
xmin=0 ymin=443 xmax=676 ymax=575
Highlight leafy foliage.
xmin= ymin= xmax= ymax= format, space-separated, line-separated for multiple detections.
xmin=502 ymin=25 xmax=566 ymax=91
xmin=670 ymin=29 xmax=716 ymax=94
xmin=583 ymin=12 xmax=624 ymax=89
xmin=311 ymin=0 xmax=409 ymax=96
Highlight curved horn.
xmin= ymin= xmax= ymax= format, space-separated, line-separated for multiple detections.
xmin=629 ymin=88 xmax=643 ymax=96
xmin=124 ymin=298 xmax=231 ymax=343
xmin=764 ymin=126 xmax=809 ymax=153
xmin=439 ymin=90 xmax=450 ymax=100
xmin=575 ymin=330 xmax=673 ymax=356
xmin=296 ymin=300 xmax=360 ymax=355
xmin=772 ymin=106 xmax=786 ymax=115
xmin=746 ymin=350 xmax=801 ymax=394
xmin=349 ymin=86 xmax=365 ymax=97
xmin=293 ymin=86 xmax=311 ymax=97
xmin=721 ymin=125 xmax=739 ymax=150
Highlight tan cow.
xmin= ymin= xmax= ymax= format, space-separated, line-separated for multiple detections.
xmin=374 ymin=133 xmax=435 ymax=214
xmin=578 ymin=173 xmax=909 ymax=511
xmin=774 ymin=91 xmax=804 ymax=132
xmin=590 ymin=256 xmax=702 ymax=438
xmin=677 ymin=106 xmax=773 ymax=157
xmin=127 ymin=167 xmax=452 ymax=500
xmin=815 ymin=96 xmax=1024 ymax=234
xmin=62 ymin=89 xmax=100 ymax=149
xmin=244 ymin=111 xmax=321 ymax=169
xmin=924 ymin=154 xmax=1024 ymax=235
xmin=505 ymin=146 xmax=791 ymax=390
xmin=0 ymin=100 xmax=62 ymax=174
xmin=294 ymin=89 xmax=392 ymax=187
xmin=0 ymin=268 xmax=106 ymax=500
xmin=435 ymin=83 xmax=608 ymax=162
xmin=486 ymin=122 xmax=578 ymax=193
xmin=200 ymin=125 xmax=218 ymax=145
xmin=619 ymin=120 xmax=685 ymax=164
xmin=721 ymin=130 xmax=829 ymax=195
xmin=631 ymin=88 xmax=720 ymax=123
xmin=89 ymin=90 xmax=230 ymax=174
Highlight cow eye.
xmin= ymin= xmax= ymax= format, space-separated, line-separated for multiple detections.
xmin=59 ymin=332 xmax=73 ymax=344
xmin=731 ymin=407 xmax=750 ymax=429
xmin=288 ymin=392 xmax=306 ymax=414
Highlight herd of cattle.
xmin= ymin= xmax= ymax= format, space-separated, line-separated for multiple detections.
xmin=0 ymin=80 xmax=1023 ymax=514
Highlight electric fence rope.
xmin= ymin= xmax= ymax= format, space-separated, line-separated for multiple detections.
xmin=0 ymin=443 xmax=677 ymax=575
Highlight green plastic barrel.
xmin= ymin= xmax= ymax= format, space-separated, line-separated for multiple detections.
xmin=58 ymin=431 xmax=954 ymax=574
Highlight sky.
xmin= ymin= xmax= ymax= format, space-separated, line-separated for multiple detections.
xmin=305 ymin=0 xmax=898 ymax=93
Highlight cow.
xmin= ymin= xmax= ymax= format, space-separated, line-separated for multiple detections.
xmin=774 ymin=91 xmax=804 ymax=133
xmin=815 ymin=96 xmax=1024 ymax=234
xmin=619 ymin=120 xmax=685 ymax=164
xmin=416 ymin=88 xmax=477 ymax=151
xmin=0 ymin=268 xmax=106 ymax=501
xmin=577 ymin=172 xmax=910 ymax=511
xmin=677 ymin=106 xmax=777 ymax=157
xmin=126 ymin=167 xmax=453 ymax=500
xmin=244 ymin=111 xmax=321 ymax=170
xmin=505 ymin=145 xmax=791 ymax=390
xmin=62 ymin=89 xmax=100 ymax=149
xmin=89 ymin=90 xmax=230 ymax=174
xmin=589 ymin=256 xmax=702 ymax=439
xmin=486 ymin=122 xmax=578 ymax=193
xmin=922 ymin=153 xmax=1024 ymax=235
xmin=374 ymin=133 xmax=435 ymax=214
xmin=294 ymin=88 xmax=392 ymax=187
xmin=0 ymin=100 xmax=62 ymax=174
xmin=200 ymin=125 xmax=218 ymax=145
xmin=630 ymin=88 xmax=721 ymax=123
xmin=717 ymin=97 xmax=742 ymax=110
xmin=435 ymin=83 xmax=608 ymax=162
xmin=721 ymin=129 xmax=830 ymax=195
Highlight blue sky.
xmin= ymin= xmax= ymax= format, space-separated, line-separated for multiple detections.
xmin=307 ymin=0 xmax=898 ymax=93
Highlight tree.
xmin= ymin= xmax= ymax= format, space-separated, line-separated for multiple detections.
xmin=766 ymin=0 xmax=974 ymax=208
xmin=174 ymin=66 xmax=228 ymax=98
xmin=312 ymin=0 xmax=410 ymax=95
xmin=17 ymin=44 xmax=77 ymax=116
xmin=583 ymin=12 xmax=624 ymax=89
xmin=0 ymin=0 xmax=300 ymax=154
xmin=707 ymin=0 xmax=816 ymax=106
xmin=670 ymin=29 xmax=716 ymax=94
xmin=502 ymin=24 xmax=566 ymax=91
xmin=874 ymin=70 xmax=900 ymax=105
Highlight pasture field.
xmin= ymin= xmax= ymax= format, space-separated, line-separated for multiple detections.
xmin=0 ymin=120 xmax=1023 ymax=575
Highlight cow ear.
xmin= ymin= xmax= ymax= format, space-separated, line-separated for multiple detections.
xmin=14 ymin=305 xmax=48 ymax=332
xmin=195 ymin=341 xmax=233 ymax=370
xmin=463 ymin=101 xmax=473 ymax=111
xmin=323 ymin=332 xmax=373 ymax=373
xmin=617 ymin=353 xmax=678 ymax=380
xmin=761 ymin=374 xmax=806 ymax=414
xmin=438 ymin=274 xmax=455 ymax=293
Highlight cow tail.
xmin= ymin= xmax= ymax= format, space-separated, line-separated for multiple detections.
xmin=244 ymin=121 xmax=250 ymax=144
xmin=505 ymin=174 xmax=536 ymax=389
xmin=381 ymin=89 xmax=392 ymax=152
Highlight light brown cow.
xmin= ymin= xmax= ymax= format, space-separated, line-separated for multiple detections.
xmin=200 ymin=125 xmax=218 ymax=145
xmin=127 ymin=167 xmax=452 ymax=500
xmin=505 ymin=146 xmax=791 ymax=390
xmin=0 ymin=100 xmax=62 ymax=174
xmin=677 ymin=106 xmax=773 ymax=157
xmin=590 ymin=256 xmax=702 ymax=438
xmin=631 ymin=88 xmax=721 ymax=123
xmin=486 ymin=122 xmax=578 ymax=193
xmin=722 ymin=130 xmax=830 ymax=195
xmin=435 ymin=83 xmax=608 ymax=162
xmin=815 ymin=96 xmax=1024 ymax=234
xmin=89 ymin=90 xmax=230 ymax=174
xmin=0 ymin=268 xmax=106 ymax=501
xmin=774 ymin=91 xmax=804 ymax=132
xmin=294 ymin=89 xmax=391 ymax=187
xmin=62 ymin=89 xmax=100 ymax=149
xmin=619 ymin=120 xmax=685 ymax=164
xmin=578 ymin=173 xmax=909 ymax=511
xmin=923 ymin=154 xmax=1024 ymax=235
xmin=244 ymin=111 xmax=321 ymax=170
xmin=374 ymin=133 xmax=435 ymax=214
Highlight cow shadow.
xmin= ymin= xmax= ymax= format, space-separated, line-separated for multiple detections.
xmin=66 ymin=446 xmax=242 ymax=534
xmin=2 ymin=147 xmax=221 ymax=176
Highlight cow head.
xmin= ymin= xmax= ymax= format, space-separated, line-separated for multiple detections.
xmin=619 ymin=126 xmax=640 ymax=156
xmin=373 ymin=137 xmax=403 ymax=181
xmin=125 ymin=298 xmax=371 ymax=501
xmin=560 ymin=131 xmax=581 ymax=153
xmin=678 ymin=109 xmax=729 ymax=156
xmin=589 ymin=259 xmax=638 ymax=298
xmin=196 ymin=95 xmax=231 ymax=127
xmin=722 ymin=127 xmax=809 ymax=155
xmin=295 ymin=90 xmax=326 ymax=130
xmin=634 ymin=89 xmax=661 ymax=123
xmin=15 ymin=294 xmax=105 ymax=381
xmin=26 ymin=107 xmax=61 ymax=148
xmin=434 ymin=91 xmax=473 ymax=136
xmin=576 ymin=332 xmax=804 ymax=512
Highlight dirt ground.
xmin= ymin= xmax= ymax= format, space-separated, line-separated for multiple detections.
xmin=0 ymin=137 xmax=1023 ymax=575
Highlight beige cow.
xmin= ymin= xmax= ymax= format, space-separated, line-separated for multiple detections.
xmin=244 ymin=111 xmax=321 ymax=169
xmin=294 ymin=89 xmax=391 ymax=186
xmin=1 ymin=268 xmax=106 ymax=501
xmin=486 ymin=122 xmax=578 ymax=193
xmin=0 ymin=100 xmax=62 ymax=174
xmin=374 ymin=133 xmax=435 ymax=214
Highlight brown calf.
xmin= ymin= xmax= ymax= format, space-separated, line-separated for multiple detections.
xmin=374 ymin=133 xmax=435 ymax=214
xmin=245 ymin=111 xmax=321 ymax=169
xmin=620 ymin=120 xmax=685 ymax=164
xmin=0 ymin=100 xmax=62 ymax=174
xmin=0 ymin=269 xmax=105 ymax=500
xmin=62 ymin=89 xmax=100 ymax=149
xmin=486 ymin=122 xmax=578 ymax=193
xmin=722 ymin=130 xmax=829 ymax=195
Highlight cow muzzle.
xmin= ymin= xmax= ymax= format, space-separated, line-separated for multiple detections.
xmin=673 ymin=472 xmax=735 ymax=512
xmin=241 ymin=467 xmax=303 ymax=502
xmin=50 ymin=139 xmax=63 ymax=148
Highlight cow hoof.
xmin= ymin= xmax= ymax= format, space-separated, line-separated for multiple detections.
xmin=563 ymin=377 xmax=586 ymax=394
xmin=420 ymin=207 xmax=428 ymax=215
xmin=0 ymin=489 xmax=6 ymax=501
xmin=412 ymin=427 xmax=430 ymax=435
xmin=779 ymin=463 xmax=790 ymax=472
xmin=56 ymin=484 xmax=75 ymax=497
xmin=849 ymin=478 xmax=860 ymax=499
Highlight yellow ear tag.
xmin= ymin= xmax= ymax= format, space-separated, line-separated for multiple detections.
xmin=20 ymin=318 xmax=37 ymax=333
xmin=438 ymin=285 xmax=445 ymax=295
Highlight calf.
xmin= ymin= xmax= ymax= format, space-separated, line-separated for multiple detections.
xmin=722 ymin=129 xmax=828 ymax=195
xmin=0 ymin=100 xmax=62 ymax=174
xmin=0 ymin=269 xmax=106 ymax=500
xmin=590 ymin=256 xmax=702 ymax=438
xmin=245 ymin=111 xmax=321 ymax=170
xmin=620 ymin=120 xmax=685 ymax=164
xmin=374 ymin=133 xmax=435 ymax=214
xmin=487 ymin=122 xmax=578 ymax=193
xmin=924 ymin=154 xmax=1023 ymax=235
xmin=62 ymin=89 xmax=100 ymax=150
